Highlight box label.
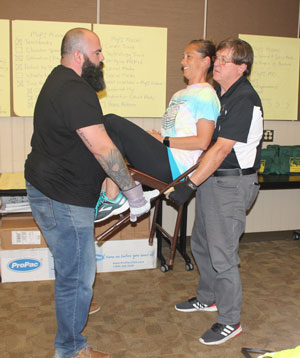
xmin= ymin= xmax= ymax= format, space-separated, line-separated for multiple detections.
xmin=0 ymin=248 xmax=55 ymax=283
xmin=12 ymin=230 xmax=41 ymax=245
xmin=8 ymin=258 xmax=41 ymax=272
xmin=259 ymin=159 xmax=266 ymax=173
xmin=290 ymin=157 xmax=300 ymax=173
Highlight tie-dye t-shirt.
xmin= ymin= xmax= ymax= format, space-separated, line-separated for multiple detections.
xmin=161 ymin=83 xmax=220 ymax=179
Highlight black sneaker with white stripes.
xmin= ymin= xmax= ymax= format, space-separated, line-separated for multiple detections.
xmin=199 ymin=322 xmax=242 ymax=345
xmin=175 ymin=297 xmax=217 ymax=312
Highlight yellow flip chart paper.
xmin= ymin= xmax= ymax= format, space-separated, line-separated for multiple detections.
xmin=0 ymin=172 xmax=25 ymax=190
xmin=12 ymin=20 xmax=91 ymax=117
xmin=93 ymin=24 xmax=167 ymax=117
xmin=239 ymin=34 xmax=299 ymax=121
xmin=0 ymin=19 xmax=10 ymax=117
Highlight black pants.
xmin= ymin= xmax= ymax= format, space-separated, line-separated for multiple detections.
xmin=103 ymin=114 xmax=173 ymax=184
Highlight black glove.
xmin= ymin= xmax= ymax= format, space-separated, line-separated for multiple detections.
xmin=168 ymin=177 xmax=197 ymax=206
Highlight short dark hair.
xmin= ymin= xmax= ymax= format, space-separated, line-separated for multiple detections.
xmin=189 ymin=39 xmax=216 ymax=73
xmin=216 ymin=38 xmax=253 ymax=76
xmin=61 ymin=28 xmax=87 ymax=57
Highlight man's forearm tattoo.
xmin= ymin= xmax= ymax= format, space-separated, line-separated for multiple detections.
xmin=95 ymin=148 xmax=134 ymax=191
xmin=77 ymin=128 xmax=93 ymax=147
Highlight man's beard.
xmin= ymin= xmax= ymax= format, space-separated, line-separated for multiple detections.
xmin=81 ymin=56 xmax=106 ymax=92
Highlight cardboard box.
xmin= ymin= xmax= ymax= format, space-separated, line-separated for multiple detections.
xmin=0 ymin=214 xmax=48 ymax=250
xmin=0 ymin=238 xmax=157 ymax=282
xmin=0 ymin=213 xmax=156 ymax=281
xmin=95 ymin=239 xmax=157 ymax=273
xmin=1 ymin=211 xmax=150 ymax=249
xmin=0 ymin=248 xmax=55 ymax=283
xmin=94 ymin=214 xmax=150 ymax=240
xmin=95 ymin=214 xmax=157 ymax=272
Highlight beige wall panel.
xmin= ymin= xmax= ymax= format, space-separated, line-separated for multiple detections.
xmin=207 ymin=0 xmax=299 ymax=44
xmin=1 ymin=116 xmax=300 ymax=233
xmin=161 ymin=198 xmax=196 ymax=237
xmin=245 ymin=190 xmax=300 ymax=232
xmin=0 ymin=0 xmax=97 ymax=23
xmin=0 ymin=117 xmax=14 ymax=173
xmin=129 ymin=118 xmax=161 ymax=132
xmin=24 ymin=117 xmax=33 ymax=161
xmin=162 ymin=189 xmax=300 ymax=235
xmin=0 ymin=117 xmax=32 ymax=173
xmin=11 ymin=116 xmax=26 ymax=172
xmin=263 ymin=120 xmax=300 ymax=147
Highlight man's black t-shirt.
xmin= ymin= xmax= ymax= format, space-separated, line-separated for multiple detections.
xmin=213 ymin=76 xmax=263 ymax=170
xmin=25 ymin=65 xmax=105 ymax=207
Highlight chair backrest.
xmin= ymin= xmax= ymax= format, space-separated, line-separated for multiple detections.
xmin=129 ymin=167 xmax=167 ymax=191
xmin=129 ymin=162 xmax=200 ymax=195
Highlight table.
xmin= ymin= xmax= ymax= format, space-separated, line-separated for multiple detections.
xmin=258 ymin=174 xmax=300 ymax=190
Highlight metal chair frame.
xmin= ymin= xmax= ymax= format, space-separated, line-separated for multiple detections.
xmin=95 ymin=163 xmax=199 ymax=270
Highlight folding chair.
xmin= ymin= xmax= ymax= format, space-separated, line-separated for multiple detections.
xmin=95 ymin=162 xmax=199 ymax=271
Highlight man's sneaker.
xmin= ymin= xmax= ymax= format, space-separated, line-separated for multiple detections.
xmin=74 ymin=346 xmax=110 ymax=358
xmin=199 ymin=322 xmax=242 ymax=345
xmin=94 ymin=190 xmax=106 ymax=217
xmin=88 ymin=302 xmax=101 ymax=315
xmin=175 ymin=297 xmax=217 ymax=312
xmin=94 ymin=193 xmax=129 ymax=223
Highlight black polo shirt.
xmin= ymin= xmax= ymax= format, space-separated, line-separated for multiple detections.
xmin=25 ymin=65 xmax=105 ymax=207
xmin=213 ymin=76 xmax=263 ymax=170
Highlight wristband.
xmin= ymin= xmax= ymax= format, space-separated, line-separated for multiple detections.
xmin=186 ymin=177 xmax=197 ymax=191
xmin=163 ymin=136 xmax=170 ymax=147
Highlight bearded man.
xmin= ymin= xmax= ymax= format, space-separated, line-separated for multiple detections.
xmin=25 ymin=28 xmax=153 ymax=358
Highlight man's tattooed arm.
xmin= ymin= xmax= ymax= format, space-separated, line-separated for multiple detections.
xmin=77 ymin=125 xmax=135 ymax=191
xmin=95 ymin=148 xmax=134 ymax=191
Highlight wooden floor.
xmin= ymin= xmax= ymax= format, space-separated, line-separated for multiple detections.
xmin=1 ymin=233 xmax=300 ymax=358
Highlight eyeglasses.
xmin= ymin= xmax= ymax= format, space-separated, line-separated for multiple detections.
xmin=212 ymin=55 xmax=234 ymax=65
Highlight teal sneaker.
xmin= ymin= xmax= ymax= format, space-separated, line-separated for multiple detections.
xmin=95 ymin=190 xmax=107 ymax=216
xmin=94 ymin=193 xmax=129 ymax=223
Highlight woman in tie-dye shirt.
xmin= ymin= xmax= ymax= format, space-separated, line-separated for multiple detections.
xmin=95 ymin=40 xmax=221 ymax=222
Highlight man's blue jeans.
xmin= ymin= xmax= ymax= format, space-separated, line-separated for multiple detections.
xmin=26 ymin=181 xmax=96 ymax=358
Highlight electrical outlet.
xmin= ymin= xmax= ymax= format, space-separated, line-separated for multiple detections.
xmin=263 ymin=129 xmax=274 ymax=142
